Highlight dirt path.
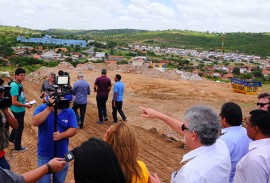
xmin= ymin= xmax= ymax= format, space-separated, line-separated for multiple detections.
xmin=5 ymin=68 xmax=259 ymax=182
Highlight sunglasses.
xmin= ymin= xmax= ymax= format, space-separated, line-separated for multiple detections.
xmin=256 ymin=102 xmax=270 ymax=107
xmin=181 ymin=124 xmax=189 ymax=131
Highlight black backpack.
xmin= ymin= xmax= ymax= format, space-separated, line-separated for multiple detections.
xmin=4 ymin=81 xmax=23 ymax=101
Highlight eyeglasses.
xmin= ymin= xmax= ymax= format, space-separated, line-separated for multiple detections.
xmin=256 ymin=102 xmax=270 ymax=107
xmin=181 ymin=124 xmax=189 ymax=131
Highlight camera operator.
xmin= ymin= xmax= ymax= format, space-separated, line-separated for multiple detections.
xmin=32 ymin=93 xmax=78 ymax=183
xmin=40 ymin=72 xmax=56 ymax=103
xmin=0 ymin=82 xmax=18 ymax=169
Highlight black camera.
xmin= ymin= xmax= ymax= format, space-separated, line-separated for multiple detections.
xmin=46 ymin=84 xmax=70 ymax=110
xmin=0 ymin=85 xmax=12 ymax=109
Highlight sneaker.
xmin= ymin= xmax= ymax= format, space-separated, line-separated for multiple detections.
xmin=15 ymin=146 xmax=28 ymax=152
xmin=97 ymin=121 xmax=104 ymax=124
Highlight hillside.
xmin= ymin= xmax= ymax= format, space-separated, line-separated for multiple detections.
xmin=1 ymin=25 xmax=270 ymax=57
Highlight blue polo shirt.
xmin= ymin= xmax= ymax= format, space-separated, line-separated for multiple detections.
xmin=33 ymin=104 xmax=78 ymax=158
xmin=113 ymin=81 xmax=124 ymax=101
xmin=219 ymin=126 xmax=252 ymax=183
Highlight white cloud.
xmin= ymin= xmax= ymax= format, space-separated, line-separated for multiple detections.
xmin=0 ymin=0 xmax=269 ymax=32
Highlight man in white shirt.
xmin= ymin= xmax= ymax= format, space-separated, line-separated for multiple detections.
xmin=140 ymin=105 xmax=231 ymax=183
xmin=219 ymin=102 xmax=252 ymax=183
xmin=233 ymin=110 xmax=270 ymax=183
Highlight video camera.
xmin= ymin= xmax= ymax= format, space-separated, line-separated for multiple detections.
xmin=0 ymin=85 xmax=11 ymax=109
xmin=46 ymin=84 xmax=70 ymax=110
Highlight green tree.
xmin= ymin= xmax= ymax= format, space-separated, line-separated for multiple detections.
xmin=232 ymin=67 xmax=240 ymax=75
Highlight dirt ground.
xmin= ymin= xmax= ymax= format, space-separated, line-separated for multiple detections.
xmin=5 ymin=66 xmax=259 ymax=183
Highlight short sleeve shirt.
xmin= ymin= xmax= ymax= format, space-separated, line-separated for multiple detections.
xmin=10 ymin=82 xmax=26 ymax=113
xmin=33 ymin=104 xmax=78 ymax=158
xmin=113 ymin=81 xmax=124 ymax=101
xmin=94 ymin=76 xmax=111 ymax=97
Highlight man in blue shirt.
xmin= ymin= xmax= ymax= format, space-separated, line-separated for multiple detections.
xmin=72 ymin=72 xmax=90 ymax=129
xmin=112 ymin=74 xmax=127 ymax=123
xmin=32 ymin=98 xmax=78 ymax=183
xmin=219 ymin=102 xmax=252 ymax=183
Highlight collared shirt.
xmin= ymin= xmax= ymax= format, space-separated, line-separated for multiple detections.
xmin=233 ymin=138 xmax=270 ymax=183
xmin=113 ymin=81 xmax=124 ymax=101
xmin=72 ymin=79 xmax=90 ymax=104
xmin=219 ymin=126 xmax=252 ymax=183
xmin=171 ymin=139 xmax=231 ymax=183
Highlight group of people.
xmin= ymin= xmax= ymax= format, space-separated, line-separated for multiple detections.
xmin=139 ymin=95 xmax=270 ymax=183
xmin=0 ymin=67 xmax=131 ymax=182
xmin=1 ymin=67 xmax=270 ymax=183
xmin=40 ymin=68 xmax=127 ymax=128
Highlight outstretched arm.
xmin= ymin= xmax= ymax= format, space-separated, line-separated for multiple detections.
xmin=139 ymin=106 xmax=184 ymax=136
xmin=22 ymin=158 xmax=66 ymax=183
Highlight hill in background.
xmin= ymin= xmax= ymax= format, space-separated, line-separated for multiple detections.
xmin=1 ymin=25 xmax=270 ymax=57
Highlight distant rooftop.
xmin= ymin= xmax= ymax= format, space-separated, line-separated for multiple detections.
xmin=17 ymin=34 xmax=87 ymax=47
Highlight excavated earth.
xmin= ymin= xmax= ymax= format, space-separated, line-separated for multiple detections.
xmin=5 ymin=64 xmax=259 ymax=182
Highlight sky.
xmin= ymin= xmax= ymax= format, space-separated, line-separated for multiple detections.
xmin=0 ymin=0 xmax=269 ymax=32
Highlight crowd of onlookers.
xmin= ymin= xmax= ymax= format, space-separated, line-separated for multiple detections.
xmin=0 ymin=68 xmax=270 ymax=183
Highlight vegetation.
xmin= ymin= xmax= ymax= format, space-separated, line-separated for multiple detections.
xmin=1 ymin=25 xmax=270 ymax=57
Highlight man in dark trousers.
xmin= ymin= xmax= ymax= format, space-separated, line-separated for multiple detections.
xmin=112 ymin=74 xmax=127 ymax=123
xmin=72 ymin=72 xmax=90 ymax=129
xmin=94 ymin=69 xmax=111 ymax=124
xmin=9 ymin=68 xmax=32 ymax=152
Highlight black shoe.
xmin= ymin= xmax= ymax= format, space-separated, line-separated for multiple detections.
xmin=104 ymin=117 xmax=108 ymax=121
xmin=79 ymin=124 xmax=84 ymax=129
xmin=15 ymin=146 xmax=28 ymax=152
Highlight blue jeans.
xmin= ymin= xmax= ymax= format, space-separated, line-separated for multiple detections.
xmin=37 ymin=156 xmax=68 ymax=183
xmin=0 ymin=156 xmax=10 ymax=170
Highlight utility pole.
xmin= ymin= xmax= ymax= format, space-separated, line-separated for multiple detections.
xmin=221 ymin=34 xmax=225 ymax=54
